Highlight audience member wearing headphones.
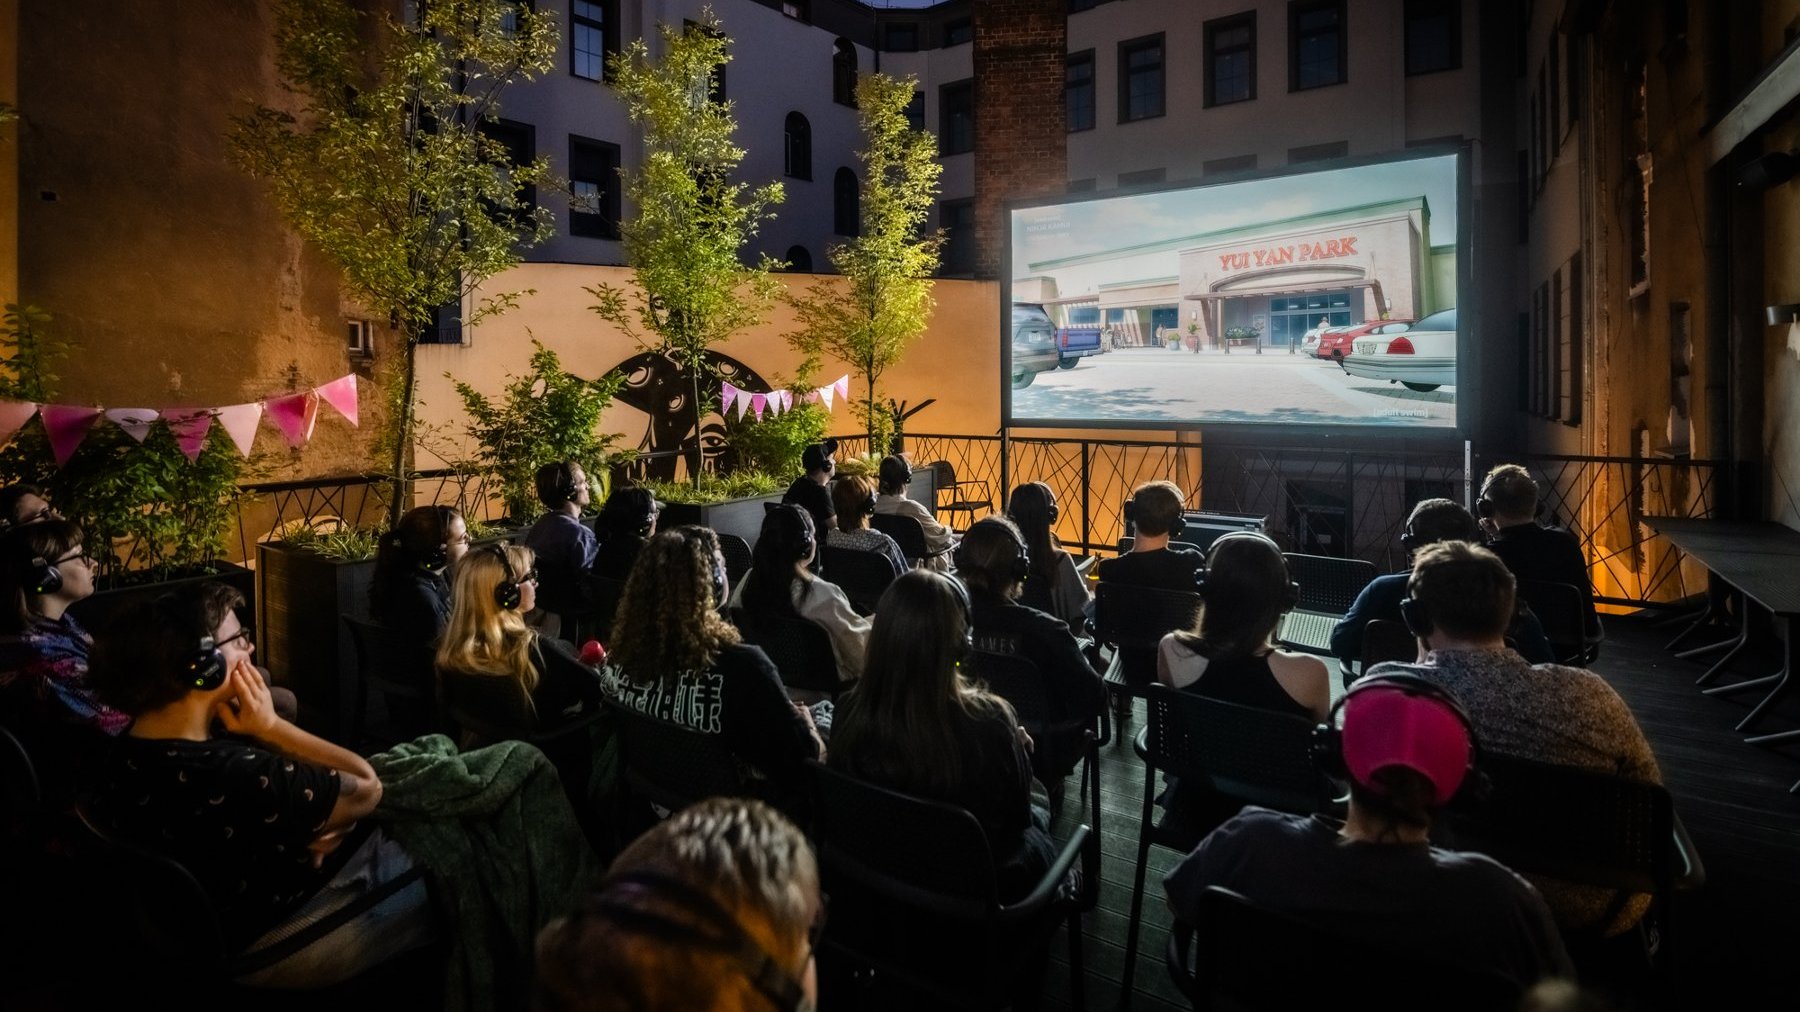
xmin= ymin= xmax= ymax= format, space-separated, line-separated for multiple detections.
xmin=1096 ymin=480 xmax=1206 ymax=687
xmin=825 ymin=474 xmax=908 ymax=577
xmin=524 ymin=461 xmax=600 ymax=621
xmin=1476 ymin=464 xmax=1600 ymax=639
xmin=957 ymin=517 xmax=1106 ymax=785
xmin=535 ymin=798 xmax=823 ymax=1012
xmin=0 ymin=482 xmax=61 ymax=534
xmin=782 ymin=440 xmax=840 ymax=538
xmin=592 ymin=487 xmax=660 ymax=581
xmin=1006 ymin=481 xmax=1092 ymax=635
xmin=436 ymin=544 xmax=608 ymax=805
xmin=0 ymin=519 xmax=125 ymax=739
xmin=830 ymin=570 xmax=1058 ymax=904
xmin=1164 ymin=673 xmax=1573 ymax=988
xmin=729 ymin=505 xmax=869 ymax=683
xmin=1330 ymin=499 xmax=1556 ymax=667
xmin=86 ymin=583 xmax=436 ymax=988
xmin=370 ymin=505 xmax=469 ymax=731
xmin=1368 ymin=540 xmax=1661 ymax=936
xmin=872 ymin=454 xmax=957 ymax=572
xmin=600 ymin=526 xmax=822 ymax=800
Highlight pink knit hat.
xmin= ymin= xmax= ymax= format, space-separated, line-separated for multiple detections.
xmin=1340 ymin=682 xmax=1473 ymax=806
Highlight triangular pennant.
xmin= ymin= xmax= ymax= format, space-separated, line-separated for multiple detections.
xmin=105 ymin=408 xmax=160 ymax=443
xmin=0 ymin=401 xmax=38 ymax=447
xmin=266 ymin=391 xmax=320 ymax=448
xmin=802 ymin=389 xmax=820 ymax=404
xmin=750 ymin=392 xmax=768 ymax=421
xmin=40 ymin=405 xmax=101 ymax=465
xmin=215 ymin=402 xmax=264 ymax=458
xmin=780 ymin=390 xmax=795 ymax=412
xmin=720 ymin=381 xmax=738 ymax=415
xmin=819 ymin=384 xmax=835 ymax=410
xmin=765 ymin=390 xmax=783 ymax=417
xmin=734 ymin=389 xmax=752 ymax=420
xmin=834 ymin=375 xmax=849 ymax=400
xmin=314 ymin=374 xmax=359 ymax=428
xmin=163 ymin=409 xmax=215 ymax=462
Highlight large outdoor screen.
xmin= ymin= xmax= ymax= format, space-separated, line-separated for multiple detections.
xmin=1005 ymin=150 xmax=1465 ymax=433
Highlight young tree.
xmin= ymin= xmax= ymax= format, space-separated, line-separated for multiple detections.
xmin=786 ymin=73 xmax=943 ymax=454
xmin=231 ymin=0 xmax=556 ymax=526
xmin=588 ymin=9 xmax=784 ymax=487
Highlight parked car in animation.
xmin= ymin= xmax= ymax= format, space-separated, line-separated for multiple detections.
xmin=1339 ymin=307 xmax=1456 ymax=391
xmin=1052 ymin=320 xmax=1105 ymax=369
xmin=1011 ymin=303 xmax=1061 ymax=389
xmin=1316 ymin=319 xmax=1414 ymax=361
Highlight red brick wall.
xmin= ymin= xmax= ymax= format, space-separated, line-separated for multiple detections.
xmin=972 ymin=0 xmax=1067 ymax=279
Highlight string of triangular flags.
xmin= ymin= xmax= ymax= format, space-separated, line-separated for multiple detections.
xmin=720 ymin=375 xmax=850 ymax=422
xmin=0 ymin=374 xmax=360 ymax=466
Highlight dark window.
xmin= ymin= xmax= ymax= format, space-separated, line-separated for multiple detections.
xmin=785 ymin=245 xmax=813 ymax=272
xmin=1548 ymin=30 xmax=1561 ymax=145
xmin=481 ymin=118 xmax=536 ymax=220
xmin=1404 ymin=0 xmax=1459 ymax=76
xmin=1068 ymin=0 xmax=1100 ymax=11
xmin=784 ymin=112 xmax=812 ymax=180
xmin=1066 ymin=50 xmax=1096 ymax=132
xmin=833 ymin=39 xmax=857 ymax=107
xmin=1068 ymin=178 xmax=1097 ymax=192
xmin=1563 ymin=253 xmax=1584 ymax=425
xmin=684 ymin=20 xmax=726 ymax=101
xmin=884 ymin=22 xmax=920 ymax=52
xmin=1118 ymin=34 xmax=1166 ymax=123
xmin=1516 ymin=148 xmax=1529 ymax=241
xmin=1287 ymin=140 xmax=1347 ymax=163
xmin=940 ymin=198 xmax=976 ymax=275
xmin=904 ymin=91 xmax=925 ymax=131
xmin=569 ymin=135 xmax=621 ymax=239
xmin=1290 ymin=0 xmax=1346 ymax=91
xmin=1118 ymin=167 xmax=1165 ymax=188
xmin=421 ymin=298 xmax=462 ymax=345
xmin=834 ymin=167 xmax=860 ymax=237
xmin=944 ymin=18 xmax=973 ymax=46
xmin=1565 ymin=34 xmax=1582 ymax=127
xmin=571 ymin=1 xmax=615 ymax=81
xmin=782 ymin=1 xmax=810 ymax=21
xmin=1206 ymin=13 xmax=1256 ymax=106
xmin=1203 ymin=153 xmax=1257 ymax=177
xmin=940 ymin=79 xmax=974 ymax=155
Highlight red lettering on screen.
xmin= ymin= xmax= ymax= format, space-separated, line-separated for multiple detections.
xmin=1216 ymin=234 xmax=1361 ymax=272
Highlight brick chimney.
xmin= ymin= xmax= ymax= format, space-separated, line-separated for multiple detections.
xmin=972 ymin=0 xmax=1067 ymax=279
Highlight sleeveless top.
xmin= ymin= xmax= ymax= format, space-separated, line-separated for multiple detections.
xmin=1157 ymin=636 xmax=1314 ymax=719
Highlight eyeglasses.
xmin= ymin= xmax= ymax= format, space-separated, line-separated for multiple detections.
xmin=216 ymin=627 xmax=254 ymax=649
xmin=520 ymin=567 xmax=540 ymax=584
xmin=50 ymin=548 xmax=90 ymax=567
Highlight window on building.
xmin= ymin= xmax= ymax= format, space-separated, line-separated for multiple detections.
xmin=480 ymin=118 xmax=536 ymax=223
xmin=569 ymin=135 xmax=621 ymax=239
xmin=1066 ymin=50 xmax=1096 ymax=132
xmin=571 ymin=1 xmax=614 ymax=81
xmin=1560 ymin=253 xmax=1583 ymax=426
xmin=1119 ymin=34 xmax=1166 ymax=123
xmin=1068 ymin=306 xmax=1101 ymax=325
xmin=940 ymin=198 xmax=976 ymax=275
xmin=940 ymin=79 xmax=974 ymax=155
xmin=884 ymin=22 xmax=920 ymax=52
xmin=785 ymin=245 xmax=813 ymax=272
xmin=1288 ymin=140 xmax=1347 ymax=163
xmin=1205 ymin=13 xmax=1256 ymax=106
xmin=1203 ymin=153 xmax=1258 ymax=177
xmin=1068 ymin=177 xmax=1097 ymax=192
xmin=834 ymin=168 xmax=860 ymax=236
xmin=1404 ymin=0 xmax=1459 ymax=76
xmin=944 ymin=18 xmax=973 ymax=46
xmin=421 ymin=298 xmax=463 ymax=345
xmin=1118 ymin=167 xmax=1166 ymax=188
xmin=904 ymin=90 xmax=925 ymax=131
xmin=1290 ymin=0 xmax=1346 ymax=91
xmin=783 ymin=1 xmax=810 ymax=21
xmin=833 ymin=39 xmax=857 ymax=107
xmin=684 ymin=20 xmax=727 ymax=101
xmin=784 ymin=112 xmax=812 ymax=180
xmin=1549 ymin=30 xmax=1562 ymax=147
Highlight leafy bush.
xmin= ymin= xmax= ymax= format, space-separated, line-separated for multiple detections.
xmin=280 ymin=524 xmax=384 ymax=563
xmin=452 ymin=340 xmax=627 ymax=522
xmin=724 ymin=369 xmax=830 ymax=478
xmin=642 ymin=471 xmax=782 ymax=506
xmin=1224 ymin=324 xmax=1263 ymax=341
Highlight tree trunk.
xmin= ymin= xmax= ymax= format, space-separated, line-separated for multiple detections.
xmin=387 ymin=331 xmax=419 ymax=530
xmin=690 ymin=365 xmax=704 ymax=489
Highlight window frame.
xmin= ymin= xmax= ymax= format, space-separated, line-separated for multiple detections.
xmin=939 ymin=79 xmax=975 ymax=156
xmin=1117 ymin=33 xmax=1167 ymax=124
xmin=570 ymin=0 xmax=615 ymax=82
xmin=1288 ymin=0 xmax=1347 ymax=92
xmin=832 ymin=38 xmax=858 ymax=108
xmin=939 ymin=197 xmax=976 ymax=276
xmin=1066 ymin=49 xmax=1096 ymax=133
xmin=1204 ymin=12 xmax=1257 ymax=107
xmin=568 ymin=134 xmax=622 ymax=240
xmin=833 ymin=167 xmax=860 ymax=237
xmin=784 ymin=112 xmax=813 ymax=181
xmin=1403 ymin=0 xmax=1460 ymax=77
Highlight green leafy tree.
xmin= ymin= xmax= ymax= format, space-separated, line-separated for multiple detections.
xmin=450 ymin=339 xmax=627 ymax=521
xmin=724 ymin=358 xmax=830 ymax=477
xmin=786 ymin=73 xmax=942 ymax=453
xmin=231 ymin=0 xmax=557 ymax=527
xmin=588 ymin=9 xmax=784 ymax=487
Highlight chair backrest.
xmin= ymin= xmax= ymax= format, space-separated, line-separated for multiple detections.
xmin=0 ymin=722 xmax=41 ymax=831
xmin=1358 ymin=618 xmax=1417 ymax=672
xmin=1142 ymin=686 xmax=1328 ymax=814
xmin=1446 ymin=751 xmax=1677 ymax=895
xmin=963 ymin=650 xmax=1054 ymax=731
xmin=819 ymin=545 xmax=895 ymax=614
xmin=1513 ymin=579 xmax=1588 ymax=663
xmin=717 ymin=533 xmax=754 ymax=588
xmin=1182 ymin=511 xmax=1266 ymax=531
xmin=929 ymin=460 xmax=958 ymax=488
xmin=342 ymin=614 xmax=429 ymax=701
xmin=1179 ymin=886 xmax=1521 ymax=1012
xmin=869 ymin=512 xmax=928 ymax=562
xmin=1115 ymin=536 xmax=1208 ymax=556
xmin=74 ymin=803 xmax=233 ymax=978
xmin=1093 ymin=583 xmax=1202 ymax=652
xmin=602 ymin=697 xmax=747 ymax=813
xmin=1282 ymin=553 xmax=1378 ymax=615
xmin=737 ymin=613 xmax=842 ymax=694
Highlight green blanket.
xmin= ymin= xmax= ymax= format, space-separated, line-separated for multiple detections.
xmin=372 ymin=735 xmax=601 ymax=1012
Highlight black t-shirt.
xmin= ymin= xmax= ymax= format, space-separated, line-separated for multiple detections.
xmin=94 ymin=736 xmax=343 ymax=946
xmin=1096 ymin=545 xmax=1204 ymax=685
xmin=1485 ymin=524 xmax=1599 ymax=637
xmin=602 ymin=643 xmax=818 ymax=790
xmin=370 ymin=569 xmax=452 ymax=697
xmin=969 ymin=590 xmax=1106 ymax=777
xmin=783 ymin=476 xmax=836 ymax=534
xmin=1164 ymin=808 xmax=1573 ymax=987
xmin=592 ymin=532 xmax=647 ymax=582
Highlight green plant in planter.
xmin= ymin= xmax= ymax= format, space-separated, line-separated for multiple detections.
xmin=451 ymin=340 xmax=627 ymax=522
xmin=0 ymin=304 xmax=61 ymax=488
xmin=280 ymin=524 xmax=384 ymax=563
xmin=642 ymin=471 xmax=782 ymax=506
xmin=723 ymin=363 xmax=829 ymax=478
xmin=1224 ymin=324 xmax=1263 ymax=341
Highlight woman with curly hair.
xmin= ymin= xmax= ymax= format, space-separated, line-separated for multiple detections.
xmin=601 ymin=525 xmax=822 ymax=792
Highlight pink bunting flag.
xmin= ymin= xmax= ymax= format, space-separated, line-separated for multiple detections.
xmin=818 ymin=384 xmax=835 ymax=411
xmin=802 ymin=389 xmax=820 ymax=404
xmin=215 ymin=402 xmax=264 ymax=458
xmin=314 ymin=374 xmax=359 ymax=428
xmin=750 ymin=392 xmax=768 ymax=420
xmin=0 ymin=401 xmax=38 ymax=447
xmin=720 ymin=381 xmax=739 ymax=415
xmin=105 ymin=408 xmax=160 ymax=443
xmin=266 ymin=391 xmax=319 ymax=449
xmin=162 ymin=409 xmax=215 ymax=462
xmin=40 ymin=405 xmax=101 ymax=465
xmin=833 ymin=375 xmax=849 ymax=400
xmin=780 ymin=390 xmax=794 ymax=412
xmin=765 ymin=390 xmax=783 ymax=417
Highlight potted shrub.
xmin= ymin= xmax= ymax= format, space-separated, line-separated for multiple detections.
xmin=642 ymin=471 xmax=786 ymax=547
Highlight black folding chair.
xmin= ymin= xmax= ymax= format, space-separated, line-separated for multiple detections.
xmin=819 ymin=544 xmax=896 ymax=615
xmin=736 ymin=613 xmax=843 ymax=696
xmin=1120 ymin=686 xmax=1334 ymax=1001
xmin=871 ymin=512 xmax=953 ymax=567
xmin=1348 ymin=617 xmax=1418 ymax=688
xmin=1168 ymin=887 xmax=1522 ymax=1011
xmin=1091 ymin=583 xmax=1204 ymax=742
xmin=1277 ymin=553 xmax=1377 ymax=655
xmin=717 ymin=533 xmax=754 ymax=589
xmin=930 ymin=460 xmax=992 ymax=529
xmin=1515 ymin=579 xmax=1602 ymax=665
xmin=0 ymin=723 xmax=40 ymax=838
xmin=964 ymin=649 xmax=1102 ymax=833
xmin=342 ymin=614 xmax=442 ymax=747
xmin=601 ymin=697 xmax=748 ymax=816
xmin=807 ymin=762 xmax=1091 ymax=1011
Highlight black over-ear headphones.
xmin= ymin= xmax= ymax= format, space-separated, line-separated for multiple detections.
xmin=1399 ymin=525 xmax=1421 ymax=553
xmin=947 ymin=573 xmax=976 ymax=664
xmin=861 ymin=491 xmax=877 ymax=516
xmin=580 ymin=871 xmax=810 ymax=1012
xmin=553 ymin=461 xmax=577 ymax=503
xmin=1398 ymin=593 xmax=1433 ymax=639
xmin=953 ymin=520 xmax=1032 ymax=586
xmin=1195 ymin=531 xmax=1300 ymax=608
xmin=390 ymin=505 xmax=455 ymax=572
xmin=486 ymin=543 xmax=523 ymax=610
xmin=773 ymin=505 xmax=816 ymax=563
xmin=1308 ymin=672 xmax=1484 ymax=804
xmin=22 ymin=550 xmax=63 ymax=596
xmin=154 ymin=593 xmax=229 ymax=691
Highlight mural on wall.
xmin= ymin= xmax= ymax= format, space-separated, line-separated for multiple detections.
xmin=610 ymin=350 xmax=770 ymax=482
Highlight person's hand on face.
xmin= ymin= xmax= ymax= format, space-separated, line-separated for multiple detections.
xmin=215 ymin=658 xmax=280 ymax=739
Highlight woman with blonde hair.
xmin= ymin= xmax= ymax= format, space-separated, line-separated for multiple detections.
xmin=601 ymin=525 xmax=821 ymax=795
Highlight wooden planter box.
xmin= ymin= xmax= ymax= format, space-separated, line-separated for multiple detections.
xmin=67 ymin=561 xmax=257 ymax=638
xmin=255 ymin=541 xmax=377 ymax=741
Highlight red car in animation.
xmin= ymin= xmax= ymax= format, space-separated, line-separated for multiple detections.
xmin=1315 ymin=319 xmax=1414 ymax=361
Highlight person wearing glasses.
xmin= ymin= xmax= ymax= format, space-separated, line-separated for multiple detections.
xmin=0 ymin=482 xmax=61 ymax=534
xmin=524 ymin=461 xmax=599 ymax=627
xmin=535 ymin=797 xmax=824 ymax=1012
xmin=370 ymin=505 xmax=470 ymax=732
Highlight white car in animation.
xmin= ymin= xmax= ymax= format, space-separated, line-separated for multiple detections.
xmin=1340 ymin=307 xmax=1457 ymax=392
